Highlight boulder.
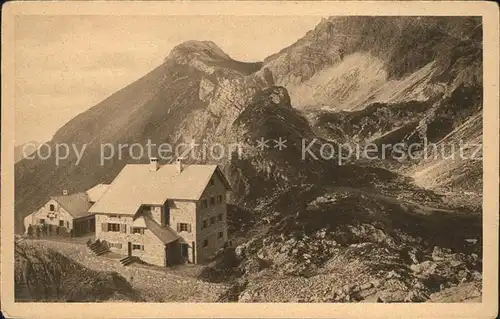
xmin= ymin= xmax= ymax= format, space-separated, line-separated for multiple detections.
xmin=404 ymin=289 xmax=429 ymax=302
xmin=235 ymin=244 xmax=247 ymax=258
xmin=431 ymin=246 xmax=452 ymax=261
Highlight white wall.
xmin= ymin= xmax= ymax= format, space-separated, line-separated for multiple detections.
xmin=23 ymin=199 xmax=74 ymax=232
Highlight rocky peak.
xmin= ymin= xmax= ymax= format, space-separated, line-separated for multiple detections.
xmin=165 ymin=40 xmax=263 ymax=77
xmin=168 ymin=40 xmax=231 ymax=61
xmin=165 ymin=40 xmax=233 ymax=72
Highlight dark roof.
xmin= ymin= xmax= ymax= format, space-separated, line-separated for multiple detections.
xmin=142 ymin=210 xmax=179 ymax=244
xmin=214 ymin=166 xmax=232 ymax=191
xmin=51 ymin=192 xmax=93 ymax=219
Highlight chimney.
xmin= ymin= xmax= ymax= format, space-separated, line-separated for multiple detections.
xmin=149 ymin=157 xmax=159 ymax=172
xmin=62 ymin=190 xmax=68 ymax=196
xmin=176 ymin=157 xmax=183 ymax=173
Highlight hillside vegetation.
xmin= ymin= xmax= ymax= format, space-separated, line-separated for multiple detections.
xmin=15 ymin=240 xmax=141 ymax=302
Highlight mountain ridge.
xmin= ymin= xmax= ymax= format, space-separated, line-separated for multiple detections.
xmin=14 ymin=16 xmax=483 ymax=302
xmin=259 ymin=16 xmax=481 ymax=112
xmin=16 ymin=17 xmax=480 ymax=230
xmin=15 ymin=17 xmax=482 ymax=249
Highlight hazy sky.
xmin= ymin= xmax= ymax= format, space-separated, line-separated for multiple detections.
xmin=14 ymin=15 xmax=323 ymax=145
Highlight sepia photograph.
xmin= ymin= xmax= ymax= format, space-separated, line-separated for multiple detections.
xmin=1 ymin=1 xmax=498 ymax=318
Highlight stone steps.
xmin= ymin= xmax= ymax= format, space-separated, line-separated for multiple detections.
xmin=120 ymin=256 xmax=136 ymax=266
xmin=88 ymin=241 xmax=109 ymax=256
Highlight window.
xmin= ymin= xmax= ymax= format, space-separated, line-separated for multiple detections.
xmin=39 ymin=219 xmax=45 ymax=225
xmin=217 ymin=195 xmax=223 ymax=204
xmin=132 ymin=244 xmax=144 ymax=250
xmin=66 ymin=221 xmax=70 ymax=228
xmin=132 ymin=227 xmax=145 ymax=234
xmin=217 ymin=213 xmax=223 ymax=222
xmin=209 ymin=178 xmax=214 ymax=186
xmin=210 ymin=197 xmax=215 ymax=206
xmin=178 ymin=223 xmax=190 ymax=232
xmin=218 ymin=232 xmax=224 ymax=239
xmin=210 ymin=216 xmax=215 ymax=225
xmin=107 ymin=223 xmax=120 ymax=232
xmin=202 ymin=200 xmax=208 ymax=208
xmin=49 ymin=204 xmax=55 ymax=211
xmin=203 ymin=239 xmax=208 ymax=248
xmin=201 ymin=220 xmax=208 ymax=229
xmin=59 ymin=220 xmax=64 ymax=227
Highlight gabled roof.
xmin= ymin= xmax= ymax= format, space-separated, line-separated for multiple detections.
xmin=88 ymin=164 xmax=231 ymax=215
xmin=51 ymin=192 xmax=93 ymax=219
xmin=142 ymin=210 xmax=179 ymax=244
xmin=132 ymin=216 xmax=147 ymax=228
xmin=85 ymin=183 xmax=110 ymax=203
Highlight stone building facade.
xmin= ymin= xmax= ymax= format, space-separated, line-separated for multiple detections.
xmin=90 ymin=159 xmax=230 ymax=267
xmin=95 ymin=209 xmax=170 ymax=266
xmin=195 ymin=174 xmax=228 ymax=263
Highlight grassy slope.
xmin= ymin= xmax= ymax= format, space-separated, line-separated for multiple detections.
xmin=15 ymin=240 xmax=141 ymax=302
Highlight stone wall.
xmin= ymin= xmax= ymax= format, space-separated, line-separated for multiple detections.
xmin=169 ymin=200 xmax=197 ymax=263
xmin=196 ymin=172 xmax=229 ymax=263
xmin=95 ymin=213 xmax=166 ymax=267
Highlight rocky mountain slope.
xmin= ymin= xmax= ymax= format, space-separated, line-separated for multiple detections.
xmin=15 ymin=16 xmax=482 ymax=229
xmin=14 ymin=16 xmax=482 ymax=302
xmin=261 ymin=16 xmax=481 ymax=111
xmin=199 ymin=88 xmax=482 ymax=303
xmin=274 ymin=16 xmax=483 ymax=196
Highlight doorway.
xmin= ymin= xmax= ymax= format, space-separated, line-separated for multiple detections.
xmin=164 ymin=245 xmax=169 ymax=267
xmin=181 ymin=244 xmax=189 ymax=262
xmin=127 ymin=242 xmax=132 ymax=257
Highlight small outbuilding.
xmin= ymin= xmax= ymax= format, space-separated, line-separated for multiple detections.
xmin=23 ymin=184 xmax=109 ymax=237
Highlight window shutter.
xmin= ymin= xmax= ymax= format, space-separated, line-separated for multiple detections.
xmin=176 ymin=223 xmax=180 ymax=232
xmin=101 ymin=223 xmax=107 ymax=232
xmin=188 ymin=224 xmax=192 ymax=233
xmin=120 ymin=224 xmax=127 ymax=233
